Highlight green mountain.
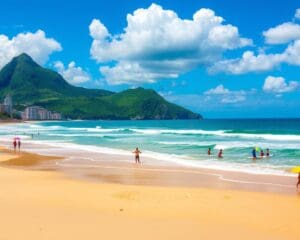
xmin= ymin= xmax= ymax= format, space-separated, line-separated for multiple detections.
xmin=0 ymin=53 xmax=202 ymax=120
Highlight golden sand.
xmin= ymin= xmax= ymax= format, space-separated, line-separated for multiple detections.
xmin=0 ymin=148 xmax=299 ymax=240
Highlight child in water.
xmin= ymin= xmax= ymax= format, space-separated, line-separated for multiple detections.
xmin=266 ymin=148 xmax=270 ymax=158
xmin=218 ymin=149 xmax=223 ymax=158
xmin=208 ymin=148 xmax=211 ymax=156
xmin=260 ymin=150 xmax=264 ymax=158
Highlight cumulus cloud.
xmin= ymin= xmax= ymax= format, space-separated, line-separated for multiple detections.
xmin=209 ymin=51 xmax=284 ymax=74
xmin=295 ymin=9 xmax=300 ymax=19
xmin=89 ymin=4 xmax=251 ymax=84
xmin=0 ymin=29 xmax=61 ymax=69
xmin=204 ymin=84 xmax=248 ymax=104
xmin=263 ymin=22 xmax=300 ymax=44
xmin=263 ymin=76 xmax=299 ymax=93
xmin=210 ymin=8 xmax=300 ymax=75
xmin=54 ymin=61 xmax=90 ymax=84
xmin=204 ymin=84 xmax=230 ymax=95
xmin=210 ymin=39 xmax=300 ymax=74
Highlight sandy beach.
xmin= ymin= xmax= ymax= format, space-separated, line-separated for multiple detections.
xmin=0 ymin=147 xmax=299 ymax=240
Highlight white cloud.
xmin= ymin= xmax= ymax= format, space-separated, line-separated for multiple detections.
xmin=221 ymin=95 xmax=246 ymax=103
xmin=0 ymin=29 xmax=61 ymax=69
xmin=263 ymin=22 xmax=300 ymax=44
xmin=204 ymin=84 xmax=230 ymax=95
xmin=210 ymin=51 xmax=284 ymax=74
xmin=90 ymin=4 xmax=251 ymax=84
xmin=284 ymin=39 xmax=300 ymax=65
xmin=99 ymin=62 xmax=179 ymax=85
xmin=210 ymin=9 xmax=300 ymax=75
xmin=263 ymin=76 xmax=299 ymax=93
xmin=54 ymin=61 xmax=90 ymax=84
xmin=204 ymin=84 xmax=247 ymax=104
xmin=210 ymin=39 xmax=300 ymax=74
xmin=295 ymin=9 xmax=300 ymax=19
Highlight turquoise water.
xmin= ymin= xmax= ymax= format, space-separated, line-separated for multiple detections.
xmin=1 ymin=119 xmax=300 ymax=175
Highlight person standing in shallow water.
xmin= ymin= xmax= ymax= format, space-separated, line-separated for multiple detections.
xmin=260 ymin=150 xmax=264 ymax=159
xmin=218 ymin=149 xmax=223 ymax=158
xmin=252 ymin=148 xmax=257 ymax=160
xmin=133 ymin=147 xmax=142 ymax=164
xmin=266 ymin=148 xmax=270 ymax=158
xmin=207 ymin=148 xmax=211 ymax=156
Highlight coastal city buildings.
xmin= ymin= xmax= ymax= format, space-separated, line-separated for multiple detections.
xmin=0 ymin=94 xmax=13 ymax=117
xmin=0 ymin=94 xmax=62 ymax=120
xmin=22 ymin=106 xmax=62 ymax=120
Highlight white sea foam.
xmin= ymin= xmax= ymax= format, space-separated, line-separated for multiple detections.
xmin=86 ymin=128 xmax=124 ymax=133
xmin=130 ymin=128 xmax=226 ymax=135
xmin=225 ymin=133 xmax=300 ymax=141
xmin=28 ymin=140 xmax=132 ymax=156
xmin=158 ymin=140 xmax=300 ymax=150
xmin=157 ymin=141 xmax=210 ymax=146
xmin=46 ymin=133 xmax=107 ymax=137
xmin=128 ymin=128 xmax=300 ymax=142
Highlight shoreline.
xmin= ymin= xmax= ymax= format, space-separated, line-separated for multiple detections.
xmin=0 ymin=144 xmax=298 ymax=195
xmin=0 ymin=120 xmax=299 ymax=178
xmin=3 ymin=136 xmax=296 ymax=177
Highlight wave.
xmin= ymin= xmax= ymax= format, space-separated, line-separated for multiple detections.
xmin=7 ymin=123 xmax=300 ymax=142
xmin=129 ymin=128 xmax=226 ymax=135
xmin=126 ymin=128 xmax=300 ymax=141
xmin=157 ymin=140 xmax=300 ymax=151
xmin=24 ymin=139 xmax=294 ymax=177
xmin=86 ymin=128 xmax=125 ymax=133
xmin=157 ymin=141 xmax=214 ymax=148
xmin=224 ymin=133 xmax=300 ymax=141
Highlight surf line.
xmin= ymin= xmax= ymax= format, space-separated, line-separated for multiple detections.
xmin=57 ymin=159 xmax=294 ymax=189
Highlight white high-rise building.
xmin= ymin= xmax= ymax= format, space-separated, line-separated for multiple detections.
xmin=22 ymin=106 xmax=62 ymax=120
xmin=3 ymin=94 xmax=13 ymax=117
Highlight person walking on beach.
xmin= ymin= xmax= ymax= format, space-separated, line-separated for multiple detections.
xmin=208 ymin=147 xmax=211 ymax=156
xmin=17 ymin=139 xmax=21 ymax=152
xmin=218 ymin=149 xmax=223 ymax=158
xmin=13 ymin=139 xmax=17 ymax=152
xmin=252 ymin=148 xmax=257 ymax=160
xmin=133 ymin=147 xmax=141 ymax=164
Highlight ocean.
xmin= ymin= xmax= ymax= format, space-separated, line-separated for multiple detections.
xmin=0 ymin=119 xmax=300 ymax=176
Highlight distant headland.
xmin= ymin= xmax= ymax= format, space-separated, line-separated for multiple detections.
xmin=0 ymin=53 xmax=202 ymax=120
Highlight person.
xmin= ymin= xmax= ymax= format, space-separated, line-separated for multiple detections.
xmin=297 ymin=173 xmax=300 ymax=190
xmin=13 ymin=139 xmax=17 ymax=152
xmin=266 ymin=148 xmax=270 ymax=158
xmin=17 ymin=139 xmax=21 ymax=152
xmin=260 ymin=150 xmax=264 ymax=158
xmin=208 ymin=147 xmax=211 ymax=156
xmin=218 ymin=149 xmax=223 ymax=158
xmin=252 ymin=148 xmax=257 ymax=160
xmin=132 ymin=147 xmax=141 ymax=164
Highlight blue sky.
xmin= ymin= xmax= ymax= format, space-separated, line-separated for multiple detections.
xmin=0 ymin=0 xmax=299 ymax=118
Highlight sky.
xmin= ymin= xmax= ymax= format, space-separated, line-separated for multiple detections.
xmin=0 ymin=0 xmax=299 ymax=118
